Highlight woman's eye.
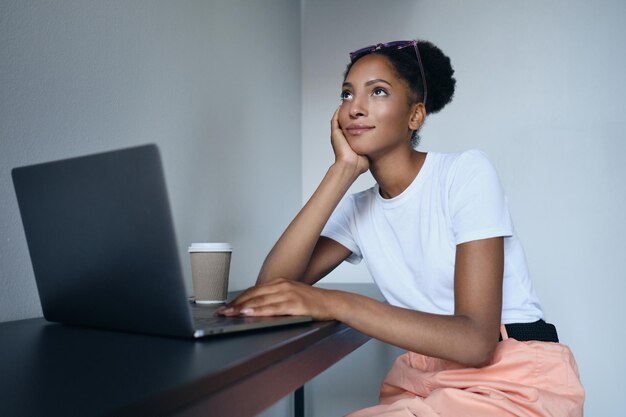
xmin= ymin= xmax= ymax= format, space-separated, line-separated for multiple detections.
xmin=340 ymin=91 xmax=353 ymax=101
xmin=372 ymin=88 xmax=388 ymax=97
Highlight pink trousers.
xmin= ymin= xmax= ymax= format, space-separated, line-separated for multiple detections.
xmin=346 ymin=325 xmax=585 ymax=417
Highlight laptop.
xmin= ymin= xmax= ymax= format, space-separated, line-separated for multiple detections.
xmin=11 ymin=144 xmax=311 ymax=338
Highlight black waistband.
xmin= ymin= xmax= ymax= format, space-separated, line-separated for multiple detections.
xmin=500 ymin=319 xmax=559 ymax=342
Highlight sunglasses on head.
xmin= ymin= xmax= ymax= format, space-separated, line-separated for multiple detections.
xmin=349 ymin=40 xmax=428 ymax=105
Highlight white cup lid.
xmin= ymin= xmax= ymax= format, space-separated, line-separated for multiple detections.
xmin=188 ymin=243 xmax=232 ymax=252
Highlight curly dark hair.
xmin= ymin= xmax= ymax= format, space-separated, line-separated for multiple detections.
xmin=343 ymin=40 xmax=456 ymax=147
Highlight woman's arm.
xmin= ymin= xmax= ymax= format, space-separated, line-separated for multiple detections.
xmin=337 ymin=237 xmax=504 ymax=367
xmin=223 ymin=236 xmax=504 ymax=368
xmin=297 ymin=236 xmax=353 ymax=285
xmin=256 ymin=163 xmax=356 ymax=285
xmin=256 ymin=109 xmax=368 ymax=285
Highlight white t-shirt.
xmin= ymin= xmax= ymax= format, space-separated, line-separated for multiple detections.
xmin=321 ymin=150 xmax=543 ymax=324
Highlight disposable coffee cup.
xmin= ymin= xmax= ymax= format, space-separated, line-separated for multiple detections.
xmin=188 ymin=243 xmax=232 ymax=304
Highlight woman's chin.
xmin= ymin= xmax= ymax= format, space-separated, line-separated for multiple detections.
xmin=345 ymin=137 xmax=373 ymax=155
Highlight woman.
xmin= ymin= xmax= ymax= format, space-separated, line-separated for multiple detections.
xmin=217 ymin=39 xmax=584 ymax=416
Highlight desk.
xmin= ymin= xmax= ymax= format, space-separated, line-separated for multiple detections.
xmin=0 ymin=284 xmax=377 ymax=417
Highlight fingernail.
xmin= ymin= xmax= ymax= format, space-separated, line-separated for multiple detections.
xmin=240 ymin=308 xmax=254 ymax=315
xmin=217 ymin=307 xmax=233 ymax=316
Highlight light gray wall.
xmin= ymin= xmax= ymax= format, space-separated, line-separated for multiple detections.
xmin=3 ymin=1 xmax=624 ymax=416
xmin=0 ymin=3 xmax=301 ymax=416
xmin=1 ymin=0 xmax=301 ymax=318
xmin=302 ymin=1 xmax=626 ymax=416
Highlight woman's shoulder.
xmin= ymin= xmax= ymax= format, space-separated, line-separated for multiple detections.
xmin=429 ymin=149 xmax=496 ymax=176
xmin=351 ymin=185 xmax=378 ymax=204
xmin=337 ymin=186 xmax=377 ymax=211
xmin=429 ymin=149 xmax=492 ymax=165
xmin=425 ymin=150 xmax=500 ymax=193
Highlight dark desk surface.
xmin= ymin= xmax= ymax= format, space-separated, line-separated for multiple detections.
xmin=0 ymin=283 xmax=379 ymax=417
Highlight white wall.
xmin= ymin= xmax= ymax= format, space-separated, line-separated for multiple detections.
xmin=302 ymin=1 xmax=626 ymax=416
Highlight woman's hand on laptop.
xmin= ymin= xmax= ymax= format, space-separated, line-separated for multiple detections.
xmin=216 ymin=278 xmax=338 ymax=321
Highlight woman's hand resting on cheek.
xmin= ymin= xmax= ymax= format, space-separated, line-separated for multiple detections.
xmin=331 ymin=108 xmax=369 ymax=178
xmin=216 ymin=279 xmax=337 ymax=321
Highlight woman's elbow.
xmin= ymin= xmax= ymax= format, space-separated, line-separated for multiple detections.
xmin=462 ymin=339 xmax=498 ymax=368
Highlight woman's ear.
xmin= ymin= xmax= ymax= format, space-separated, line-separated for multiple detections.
xmin=408 ymin=103 xmax=426 ymax=131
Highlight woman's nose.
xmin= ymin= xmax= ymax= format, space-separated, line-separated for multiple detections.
xmin=349 ymin=96 xmax=368 ymax=118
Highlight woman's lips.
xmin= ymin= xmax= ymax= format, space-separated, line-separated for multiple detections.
xmin=345 ymin=124 xmax=375 ymax=135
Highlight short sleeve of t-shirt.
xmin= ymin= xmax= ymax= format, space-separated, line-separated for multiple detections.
xmin=321 ymin=195 xmax=363 ymax=264
xmin=448 ymin=150 xmax=513 ymax=244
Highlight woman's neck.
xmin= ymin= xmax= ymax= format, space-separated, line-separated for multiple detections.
xmin=369 ymin=148 xmax=426 ymax=199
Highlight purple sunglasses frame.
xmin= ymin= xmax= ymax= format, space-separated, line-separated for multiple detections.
xmin=349 ymin=40 xmax=427 ymax=105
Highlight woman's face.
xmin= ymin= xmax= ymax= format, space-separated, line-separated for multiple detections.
xmin=338 ymin=54 xmax=417 ymax=158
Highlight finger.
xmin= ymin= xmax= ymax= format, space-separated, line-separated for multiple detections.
xmin=331 ymin=108 xmax=341 ymax=131
xmin=222 ymin=286 xmax=255 ymax=308
xmin=218 ymin=279 xmax=297 ymax=315
xmin=239 ymin=302 xmax=299 ymax=317
xmin=220 ymin=298 xmax=288 ymax=317
xmin=226 ymin=283 xmax=281 ymax=308
xmin=220 ymin=291 xmax=291 ymax=316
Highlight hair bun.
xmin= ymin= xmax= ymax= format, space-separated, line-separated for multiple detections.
xmin=418 ymin=40 xmax=456 ymax=114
